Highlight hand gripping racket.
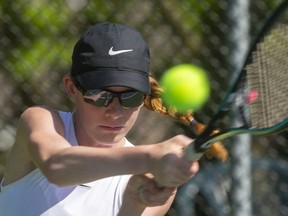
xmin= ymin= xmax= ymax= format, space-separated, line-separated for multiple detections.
xmin=185 ymin=0 xmax=288 ymax=161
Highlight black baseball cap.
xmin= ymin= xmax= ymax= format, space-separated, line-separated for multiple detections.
xmin=71 ymin=22 xmax=151 ymax=95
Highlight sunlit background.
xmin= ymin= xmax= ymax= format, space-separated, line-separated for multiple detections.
xmin=0 ymin=0 xmax=287 ymax=215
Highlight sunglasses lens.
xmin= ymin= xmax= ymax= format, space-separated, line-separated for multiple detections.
xmin=121 ymin=92 xmax=144 ymax=108
xmin=83 ymin=90 xmax=144 ymax=108
xmin=84 ymin=90 xmax=108 ymax=107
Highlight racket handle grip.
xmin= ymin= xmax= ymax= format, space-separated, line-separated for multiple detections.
xmin=183 ymin=140 xmax=204 ymax=162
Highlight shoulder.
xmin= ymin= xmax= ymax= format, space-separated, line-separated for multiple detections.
xmin=2 ymin=106 xmax=64 ymax=185
xmin=19 ymin=105 xmax=64 ymax=136
xmin=20 ymin=105 xmax=58 ymax=119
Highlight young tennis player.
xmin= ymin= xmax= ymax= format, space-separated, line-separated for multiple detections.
xmin=0 ymin=22 xmax=200 ymax=216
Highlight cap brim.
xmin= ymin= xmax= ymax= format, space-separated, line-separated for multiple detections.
xmin=76 ymin=69 xmax=151 ymax=95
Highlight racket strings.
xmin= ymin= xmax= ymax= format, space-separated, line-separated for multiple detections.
xmin=246 ymin=25 xmax=288 ymax=128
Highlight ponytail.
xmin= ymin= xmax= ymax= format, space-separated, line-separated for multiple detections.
xmin=144 ymin=76 xmax=228 ymax=161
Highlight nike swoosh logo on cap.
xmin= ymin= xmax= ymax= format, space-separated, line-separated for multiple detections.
xmin=108 ymin=47 xmax=133 ymax=56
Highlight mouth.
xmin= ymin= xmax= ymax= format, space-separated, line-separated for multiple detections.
xmin=99 ymin=125 xmax=124 ymax=131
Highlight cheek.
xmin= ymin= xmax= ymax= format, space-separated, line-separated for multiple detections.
xmin=125 ymin=108 xmax=141 ymax=127
xmin=74 ymin=96 xmax=104 ymax=122
xmin=124 ymin=108 xmax=144 ymax=131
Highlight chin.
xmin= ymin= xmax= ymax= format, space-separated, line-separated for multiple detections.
xmin=95 ymin=136 xmax=125 ymax=147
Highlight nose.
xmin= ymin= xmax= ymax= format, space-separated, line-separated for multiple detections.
xmin=105 ymin=97 xmax=124 ymax=118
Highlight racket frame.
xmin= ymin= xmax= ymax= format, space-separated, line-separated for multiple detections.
xmin=185 ymin=0 xmax=288 ymax=161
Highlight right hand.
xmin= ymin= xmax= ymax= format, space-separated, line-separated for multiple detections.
xmin=150 ymin=135 xmax=199 ymax=187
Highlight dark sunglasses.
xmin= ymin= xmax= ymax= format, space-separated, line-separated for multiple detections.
xmin=83 ymin=89 xmax=145 ymax=109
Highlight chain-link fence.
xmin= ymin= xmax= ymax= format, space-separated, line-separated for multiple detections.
xmin=0 ymin=0 xmax=287 ymax=215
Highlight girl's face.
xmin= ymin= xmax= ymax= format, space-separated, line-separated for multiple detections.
xmin=64 ymin=76 xmax=143 ymax=147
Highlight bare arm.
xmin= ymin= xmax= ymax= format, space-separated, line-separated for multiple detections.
xmin=5 ymin=106 xmax=197 ymax=187
xmin=18 ymin=106 xmax=154 ymax=186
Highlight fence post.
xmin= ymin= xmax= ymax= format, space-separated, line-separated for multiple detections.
xmin=228 ymin=0 xmax=252 ymax=216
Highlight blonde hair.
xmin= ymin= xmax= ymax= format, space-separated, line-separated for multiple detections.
xmin=144 ymin=76 xmax=228 ymax=161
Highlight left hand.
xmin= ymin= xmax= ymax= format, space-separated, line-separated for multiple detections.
xmin=125 ymin=174 xmax=177 ymax=207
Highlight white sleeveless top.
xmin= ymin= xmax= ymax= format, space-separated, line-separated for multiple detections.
xmin=0 ymin=111 xmax=133 ymax=216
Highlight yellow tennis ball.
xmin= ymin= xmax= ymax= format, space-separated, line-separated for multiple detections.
xmin=160 ymin=64 xmax=210 ymax=112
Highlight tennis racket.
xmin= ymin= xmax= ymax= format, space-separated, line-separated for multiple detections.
xmin=184 ymin=0 xmax=288 ymax=161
